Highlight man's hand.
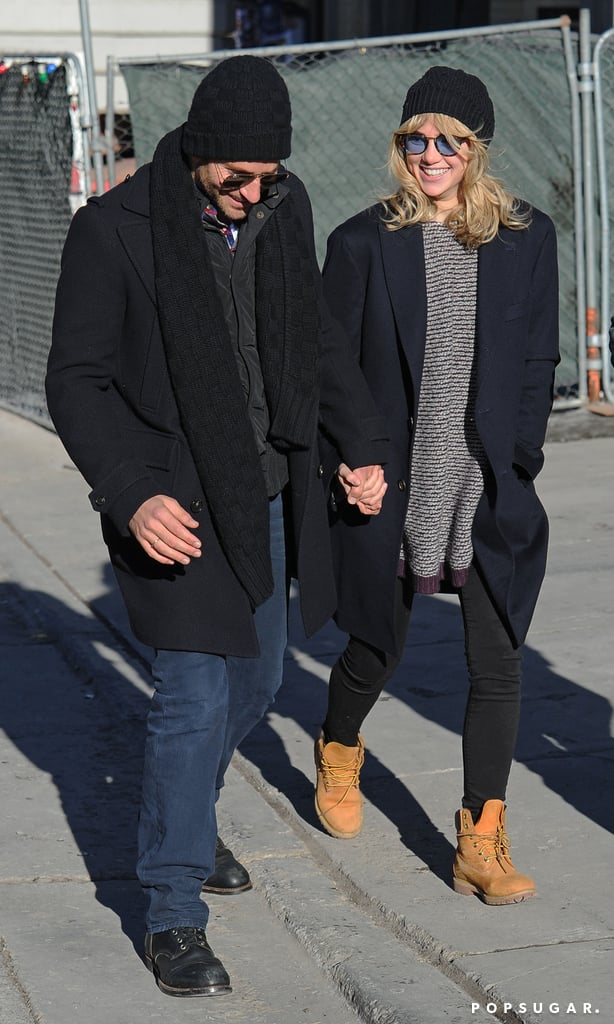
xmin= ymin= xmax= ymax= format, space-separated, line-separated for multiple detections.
xmin=337 ymin=463 xmax=387 ymax=515
xmin=129 ymin=495 xmax=202 ymax=564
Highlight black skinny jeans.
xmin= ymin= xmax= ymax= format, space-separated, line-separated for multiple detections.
xmin=323 ymin=563 xmax=522 ymax=821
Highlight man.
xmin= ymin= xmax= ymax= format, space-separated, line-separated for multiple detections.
xmin=46 ymin=56 xmax=388 ymax=998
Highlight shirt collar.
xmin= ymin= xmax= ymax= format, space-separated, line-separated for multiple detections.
xmin=200 ymin=200 xmax=239 ymax=251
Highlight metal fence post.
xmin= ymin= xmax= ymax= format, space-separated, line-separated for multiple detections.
xmin=578 ymin=7 xmax=603 ymax=401
xmin=593 ymin=27 xmax=614 ymax=403
xmin=105 ymin=55 xmax=117 ymax=191
xmin=78 ymin=0 xmax=106 ymax=194
xmin=564 ymin=16 xmax=588 ymax=404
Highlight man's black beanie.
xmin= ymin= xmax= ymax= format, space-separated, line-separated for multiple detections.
xmin=182 ymin=55 xmax=292 ymax=162
xmin=400 ymin=66 xmax=495 ymax=144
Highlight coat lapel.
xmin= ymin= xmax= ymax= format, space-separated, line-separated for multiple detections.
xmin=378 ymin=222 xmax=427 ymax=399
xmin=117 ymin=167 xmax=157 ymax=305
xmin=475 ymin=228 xmax=521 ymax=394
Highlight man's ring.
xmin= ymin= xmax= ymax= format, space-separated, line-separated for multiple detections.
xmin=152 ymin=537 xmax=158 ymax=548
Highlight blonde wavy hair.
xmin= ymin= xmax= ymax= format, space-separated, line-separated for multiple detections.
xmin=380 ymin=112 xmax=530 ymax=248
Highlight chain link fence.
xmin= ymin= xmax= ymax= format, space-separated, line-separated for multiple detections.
xmin=0 ymin=56 xmax=86 ymax=424
xmin=3 ymin=18 xmax=614 ymax=424
xmin=115 ymin=21 xmax=579 ymax=393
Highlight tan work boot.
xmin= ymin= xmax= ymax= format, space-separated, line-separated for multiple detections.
xmin=452 ymin=799 xmax=536 ymax=905
xmin=314 ymin=735 xmax=365 ymax=839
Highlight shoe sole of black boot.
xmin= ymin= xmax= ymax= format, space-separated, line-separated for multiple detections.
xmin=201 ymin=879 xmax=253 ymax=895
xmin=144 ymin=955 xmax=232 ymax=997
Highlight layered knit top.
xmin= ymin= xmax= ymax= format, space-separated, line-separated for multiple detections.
xmin=400 ymin=221 xmax=488 ymax=593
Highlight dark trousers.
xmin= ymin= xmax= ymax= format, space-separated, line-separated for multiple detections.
xmin=323 ymin=563 xmax=522 ymax=821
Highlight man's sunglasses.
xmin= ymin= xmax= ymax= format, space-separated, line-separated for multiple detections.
xmin=218 ymin=169 xmax=290 ymax=192
xmin=402 ymin=133 xmax=463 ymax=157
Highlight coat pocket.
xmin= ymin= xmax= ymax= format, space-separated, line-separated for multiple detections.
xmin=503 ymin=298 xmax=530 ymax=322
xmin=124 ymin=426 xmax=178 ymax=474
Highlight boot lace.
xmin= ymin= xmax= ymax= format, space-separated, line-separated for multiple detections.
xmin=469 ymin=828 xmax=513 ymax=870
xmin=318 ymin=746 xmax=364 ymax=792
xmin=496 ymin=825 xmax=514 ymax=864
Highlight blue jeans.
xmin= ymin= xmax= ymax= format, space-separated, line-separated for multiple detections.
xmin=137 ymin=495 xmax=287 ymax=933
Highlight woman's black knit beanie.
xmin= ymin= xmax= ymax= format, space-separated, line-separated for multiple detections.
xmin=182 ymin=55 xmax=292 ymax=161
xmin=400 ymin=66 xmax=495 ymax=144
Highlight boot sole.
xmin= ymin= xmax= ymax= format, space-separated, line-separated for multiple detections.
xmin=144 ymin=954 xmax=232 ymax=997
xmin=453 ymin=879 xmax=537 ymax=905
xmin=315 ymin=796 xmax=362 ymax=839
xmin=201 ymin=880 xmax=253 ymax=896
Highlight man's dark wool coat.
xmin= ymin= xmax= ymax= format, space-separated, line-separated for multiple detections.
xmin=46 ymin=166 xmax=389 ymax=657
xmin=320 ymin=204 xmax=560 ymax=655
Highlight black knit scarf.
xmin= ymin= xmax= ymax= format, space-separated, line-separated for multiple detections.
xmin=149 ymin=126 xmax=319 ymax=607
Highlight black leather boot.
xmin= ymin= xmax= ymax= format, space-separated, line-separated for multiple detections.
xmin=201 ymin=836 xmax=253 ymax=895
xmin=144 ymin=927 xmax=231 ymax=997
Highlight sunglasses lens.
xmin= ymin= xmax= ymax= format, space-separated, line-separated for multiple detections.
xmin=436 ymin=137 xmax=457 ymax=156
xmin=404 ymin=135 xmax=426 ymax=154
xmin=221 ymin=175 xmax=251 ymax=190
xmin=260 ymin=172 xmax=290 ymax=187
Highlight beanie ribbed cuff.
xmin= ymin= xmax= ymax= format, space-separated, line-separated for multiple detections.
xmin=182 ymin=126 xmax=292 ymax=163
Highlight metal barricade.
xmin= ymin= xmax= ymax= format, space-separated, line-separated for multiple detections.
xmin=7 ymin=15 xmax=614 ymax=423
xmin=0 ymin=53 xmax=88 ymax=425
xmin=108 ymin=17 xmax=581 ymax=398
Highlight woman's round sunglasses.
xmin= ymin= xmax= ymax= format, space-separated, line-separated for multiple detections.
xmin=402 ymin=133 xmax=463 ymax=157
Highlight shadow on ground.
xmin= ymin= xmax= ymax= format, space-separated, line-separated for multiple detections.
xmin=1 ymin=568 xmax=612 ymax=949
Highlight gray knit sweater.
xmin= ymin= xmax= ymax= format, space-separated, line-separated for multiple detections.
xmin=400 ymin=221 xmax=487 ymax=593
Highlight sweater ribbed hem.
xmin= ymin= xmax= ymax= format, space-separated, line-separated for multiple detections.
xmin=397 ymin=559 xmax=470 ymax=594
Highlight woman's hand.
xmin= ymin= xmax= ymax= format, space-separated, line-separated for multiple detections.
xmin=337 ymin=463 xmax=387 ymax=515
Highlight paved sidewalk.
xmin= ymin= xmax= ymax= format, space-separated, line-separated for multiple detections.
xmin=0 ymin=407 xmax=612 ymax=1024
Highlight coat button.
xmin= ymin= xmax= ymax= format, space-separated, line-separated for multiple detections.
xmin=94 ymin=495 xmax=106 ymax=507
xmin=317 ymin=464 xmax=324 ymax=478
xmin=397 ymin=479 xmax=407 ymax=491
xmin=190 ymin=498 xmax=204 ymax=513
xmin=256 ymin=210 xmax=265 ymax=219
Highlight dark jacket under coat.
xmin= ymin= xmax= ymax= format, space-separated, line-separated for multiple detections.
xmin=321 ymin=203 xmax=560 ymax=654
xmin=46 ymin=166 xmax=389 ymax=656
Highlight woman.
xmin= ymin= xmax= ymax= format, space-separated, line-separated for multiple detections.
xmin=315 ymin=66 xmax=559 ymax=905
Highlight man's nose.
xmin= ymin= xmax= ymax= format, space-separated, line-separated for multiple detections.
xmin=239 ymin=177 xmax=263 ymax=202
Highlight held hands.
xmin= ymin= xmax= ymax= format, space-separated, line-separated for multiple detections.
xmin=129 ymin=495 xmax=202 ymax=565
xmin=337 ymin=463 xmax=387 ymax=515
xmin=128 ymin=466 xmax=386 ymax=563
